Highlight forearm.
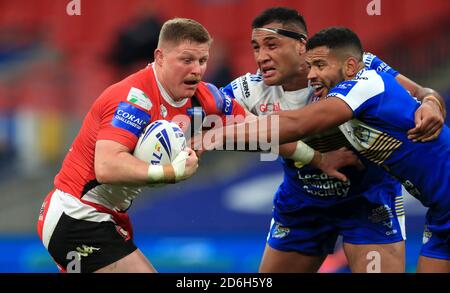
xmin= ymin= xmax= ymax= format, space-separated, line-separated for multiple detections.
xmin=279 ymin=142 xmax=297 ymax=157
xmin=280 ymin=140 xmax=322 ymax=166
xmin=95 ymin=151 xmax=152 ymax=185
xmin=396 ymin=74 xmax=446 ymax=117
xmin=217 ymin=113 xmax=303 ymax=150
xmin=209 ymin=98 xmax=351 ymax=150
xmin=416 ymin=88 xmax=446 ymax=117
xmin=95 ymin=140 xmax=177 ymax=185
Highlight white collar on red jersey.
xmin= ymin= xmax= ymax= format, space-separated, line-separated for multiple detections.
xmin=152 ymin=63 xmax=188 ymax=108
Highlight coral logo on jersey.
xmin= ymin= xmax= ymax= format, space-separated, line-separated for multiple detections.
xmin=111 ymin=102 xmax=150 ymax=137
xmin=127 ymin=87 xmax=152 ymax=110
xmin=223 ymin=95 xmax=233 ymax=115
xmin=272 ymin=222 xmax=290 ymax=239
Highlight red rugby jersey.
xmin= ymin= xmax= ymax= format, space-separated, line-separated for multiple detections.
xmin=54 ymin=64 xmax=246 ymax=201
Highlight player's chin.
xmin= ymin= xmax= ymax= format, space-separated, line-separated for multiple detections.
xmin=263 ymin=76 xmax=281 ymax=86
xmin=319 ymin=89 xmax=329 ymax=99
xmin=180 ymin=83 xmax=196 ymax=93
xmin=182 ymin=88 xmax=197 ymax=98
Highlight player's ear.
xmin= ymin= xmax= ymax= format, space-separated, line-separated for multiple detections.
xmin=154 ymin=48 xmax=163 ymax=66
xmin=298 ymin=39 xmax=307 ymax=55
xmin=344 ymin=57 xmax=359 ymax=77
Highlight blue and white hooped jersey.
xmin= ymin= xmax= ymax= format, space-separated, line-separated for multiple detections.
xmin=222 ymin=54 xmax=402 ymax=208
xmin=330 ymin=69 xmax=450 ymax=211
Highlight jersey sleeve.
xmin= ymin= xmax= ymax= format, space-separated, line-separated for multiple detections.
xmin=363 ymin=52 xmax=399 ymax=77
xmin=96 ymin=86 xmax=152 ymax=150
xmin=205 ymin=83 xmax=247 ymax=117
xmin=220 ymin=73 xmax=262 ymax=112
xmin=327 ymin=70 xmax=385 ymax=116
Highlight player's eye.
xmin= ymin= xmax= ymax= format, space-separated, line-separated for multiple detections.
xmin=199 ymin=58 xmax=208 ymax=65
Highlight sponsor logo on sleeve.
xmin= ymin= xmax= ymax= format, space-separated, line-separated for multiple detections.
xmin=329 ymin=80 xmax=358 ymax=97
xmin=376 ymin=62 xmax=393 ymax=73
xmin=111 ymin=102 xmax=150 ymax=137
xmin=126 ymin=87 xmax=152 ymax=110
xmin=241 ymin=77 xmax=251 ymax=98
xmin=223 ymin=95 xmax=233 ymax=115
xmin=271 ymin=222 xmax=290 ymax=239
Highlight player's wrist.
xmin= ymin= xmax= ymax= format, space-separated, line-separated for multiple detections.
xmin=147 ymin=165 xmax=176 ymax=184
xmin=423 ymin=95 xmax=446 ymax=117
xmin=288 ymin=141 xmax=315 ymax=164
xmin=171 ymin=150 xmax=189 ymax=182
xmin=147 ymin=165 xmax=164 ymax=183
xmin=309 ymin=151 xmax=324 ymax=169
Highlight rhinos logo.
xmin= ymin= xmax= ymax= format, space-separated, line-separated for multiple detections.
xmin=354 ymin=126 xmax=371 ymax=143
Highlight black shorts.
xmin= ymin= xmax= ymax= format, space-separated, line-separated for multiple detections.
xmin=38 ymin=189 xmax=137 ymax=273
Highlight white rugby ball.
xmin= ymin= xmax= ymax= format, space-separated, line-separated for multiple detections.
xmin=134 ymin=120 xmax=186 ymax=166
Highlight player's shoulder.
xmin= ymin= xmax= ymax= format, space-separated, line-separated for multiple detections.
xmin=196 ymin=81 xmax=229 ymax=113
xmin=363 ymin=52 xmax=399 ymax=77
xmin=224 ymin=71 xmax=269 ymax=99
xmin=329 ymin=69 xmax=385 ymax=99
xmin=357 ymin=68 xmax=385 ymax=81
xmin=97 ymin=68 xmax=154 ymax=110
xmin=196 ymin=81 xmax=222 ymax=99
xmin=359 ymin=68 xmax=395 ymax=88
xmin=362 ymin=52 xmax=377 ymax=68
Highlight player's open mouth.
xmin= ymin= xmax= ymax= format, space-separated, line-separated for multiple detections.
xmin=261 ymin=67 xmax=276 ymax=78
xmin=312 ymin=83 xmax=326 ymax=97
xmin=184 ymin=80 xmax=199 ymax=86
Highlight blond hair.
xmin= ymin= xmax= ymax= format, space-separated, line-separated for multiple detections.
xmin=158 ymin=18 xmax=212 ymax=48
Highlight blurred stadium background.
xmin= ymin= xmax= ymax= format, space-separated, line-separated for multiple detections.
xmin=0 ymin=0 xmax=449 ymax=272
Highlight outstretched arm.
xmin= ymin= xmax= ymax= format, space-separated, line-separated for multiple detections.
xmin=269 ymin=97 xmax=353 ymax=144
xmin=210 ymin=97 xmax=353 ymax=149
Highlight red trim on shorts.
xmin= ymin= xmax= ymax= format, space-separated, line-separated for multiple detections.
xmin=78 ymin=197 xmax=134 ymax=239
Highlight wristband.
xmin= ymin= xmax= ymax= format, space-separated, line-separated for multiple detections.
xmin=288 ymin=141 xmax=315 ymax=164
xmin=423 ymin=95 xmax=445 ymax=115
xmin=147 ymin=164 xmax=176 ymax=184
xmin=147 ymin=165 xmax=164 ymax=183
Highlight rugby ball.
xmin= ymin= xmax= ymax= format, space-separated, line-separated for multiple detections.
xmin=134 ymin=120 xmax=186 ymax=166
